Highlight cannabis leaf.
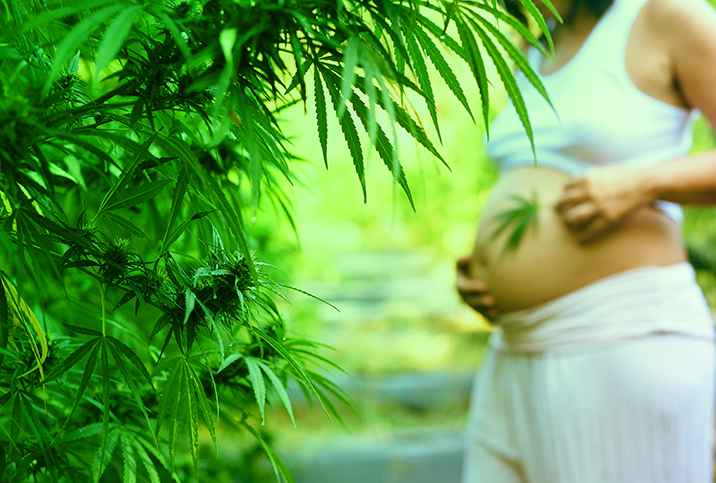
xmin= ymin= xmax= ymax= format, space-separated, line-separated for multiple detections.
xmin=155 ymin=353 xmax=217 ymax=475
xmin=490 ymin=192 xmax=540 ymax=252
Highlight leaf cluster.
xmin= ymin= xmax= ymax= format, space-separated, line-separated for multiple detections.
xmin=0 ymin=0 xmax=555 ymax=481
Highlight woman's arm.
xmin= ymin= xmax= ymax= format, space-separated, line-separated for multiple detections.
xmin=644 ymin=0 xmax=716 ymax=204
xmin=555 ymin=0 xmax=716 ymax=243
xmin=642 ymin=152 xmax=716 ymax=205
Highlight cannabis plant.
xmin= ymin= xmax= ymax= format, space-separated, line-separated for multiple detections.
xmin=0 ymin=0 xmax=553 ymax=481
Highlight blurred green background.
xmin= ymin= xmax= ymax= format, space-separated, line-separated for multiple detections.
xmin=211 ymin=46 xmax=716 ymax=483
xmin=255 ymin=54 xmax=499 ymax=468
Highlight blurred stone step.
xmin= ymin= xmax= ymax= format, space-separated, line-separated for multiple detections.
xmin=290 ymin=370 xmax=476 ymax=411
xmin=295 ymin=250 xmax=461 ymax=325
xmin=283 ymin=429 xmax=465 ymax=483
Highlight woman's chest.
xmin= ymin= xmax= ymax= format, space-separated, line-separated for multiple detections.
xmin=487 ymin=68 xmax=692 ymax=171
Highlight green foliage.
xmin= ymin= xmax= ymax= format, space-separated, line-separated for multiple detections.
xmin=490 ymin=192 xmax=540 ymax=252
xmin=0 ymin=0 xmax=552 ymax=481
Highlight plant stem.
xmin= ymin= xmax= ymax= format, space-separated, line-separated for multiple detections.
xmin=0 ymin=275 xmax=8 ymax=369
xmin=100 ymin=281 xmax=106 ymax=337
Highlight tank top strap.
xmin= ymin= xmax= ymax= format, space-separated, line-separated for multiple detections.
xmin=584 ymin=0 xmax=650 ymax=68
xmin=526 ymin=0 xmax=650 ymax=79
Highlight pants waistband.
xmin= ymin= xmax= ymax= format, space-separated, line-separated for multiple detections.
xmin=490 ymin=263 xmax=715 ymax=353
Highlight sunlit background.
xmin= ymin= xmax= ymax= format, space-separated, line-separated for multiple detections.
xmin=257 ymin=50 xmax=498 ymax=483
xmin=231 ymin=2 xmax=716 ymax=480
xmin=187 ymin=40 xmax=716 ymax=482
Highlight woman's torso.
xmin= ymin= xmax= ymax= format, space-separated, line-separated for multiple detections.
xmin=469 ymin=166 xmax=686 ymax=312
xmin=470 ymin=0 xmax=693 ymax=312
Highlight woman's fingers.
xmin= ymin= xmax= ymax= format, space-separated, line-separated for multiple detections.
xmin=555 ymin=174 xmax=614 ymax=243
xmin=455 ymin=266 xmax=500 ymax=321
xmin=559 ymin=203 xmax=616 ymax=243
xmin=560 ymin=201 xmax=599 ymax=230
xmin=456 ymin=255 xmax=472 ymax=275
xmin=556 ymin=167 xmax=652 ymax=244
xmin=556 ymin=183 xmax=589 ymax=209
xmin=562 ymin=176 xmax=585 ymax=190
xmin=486 ymin=307 xmax=501 ymax=321
xmin=572 ymin=217 xmax=611 ymax=244
xmin=459 ymin=289 xmax=496 ymax=306
xmin=458 ymin=282 xmax=500 ymax=320
xmin=456 ymin=272 xmax=489 ymax=292
xmin=461 ymin=293 xmax=500 ymax=321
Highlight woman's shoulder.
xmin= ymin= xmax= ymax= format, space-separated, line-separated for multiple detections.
xmin=645 ymin=0 xmax=716 ymax=120
xmin=635 ymin=0 xmax=716 ymax=71
xmin=641 ymin=0 xmax=716 ymax=33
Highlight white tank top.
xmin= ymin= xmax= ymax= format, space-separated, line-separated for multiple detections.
xmin=486 ymin=0 xmax=697 ymax=221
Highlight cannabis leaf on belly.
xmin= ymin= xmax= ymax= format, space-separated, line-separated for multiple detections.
xmin=490 ymin=192 xmax=540 ymax=253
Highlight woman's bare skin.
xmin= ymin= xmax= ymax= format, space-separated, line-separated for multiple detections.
xmin=457 ymin=0 xmax=716 ymax=318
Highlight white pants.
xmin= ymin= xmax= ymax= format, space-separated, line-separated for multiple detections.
xmin=463 ymin=264 xmax=716 ymax=483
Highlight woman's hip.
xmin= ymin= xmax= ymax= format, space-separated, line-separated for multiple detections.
xmin=466 ymin=336 xmax=716 ymax=483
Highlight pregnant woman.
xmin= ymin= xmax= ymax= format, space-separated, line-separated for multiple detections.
xmin=457 ymin=0 xmax=716 ymax=481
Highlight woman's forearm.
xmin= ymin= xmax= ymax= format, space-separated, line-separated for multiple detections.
xmin=556 ymin=149 xmax=716 ymax=244
xmin=642 ymin=149 xmax=716 ymax=205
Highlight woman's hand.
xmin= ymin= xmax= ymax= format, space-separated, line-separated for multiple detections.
xmin=554 ymin=166 xmax=652 ymax=244
xmin=456 ymin=255 xmax=500 ymax=321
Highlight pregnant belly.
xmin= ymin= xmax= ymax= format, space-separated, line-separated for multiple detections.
xmin=469 ymin=166 xmax=686 ymax=312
